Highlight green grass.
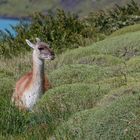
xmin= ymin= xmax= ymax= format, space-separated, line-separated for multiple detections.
xmin=54 ymin=93 xmax=140 ymax=140
xmin=110 ymin=24 xmax=140 ymax=37
xmin=1 ymin=29 xmax=140 ymax=139
xmin=49 ymin=31 xmax=140 ymax=71
xmin=33 ymin=83 xmax=110 ymax=127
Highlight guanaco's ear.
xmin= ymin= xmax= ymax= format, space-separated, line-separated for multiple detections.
xmin=36 ymin=37 xmax=41 ymax=43
xmin=25 ymin=39 xmax=35 ymax=49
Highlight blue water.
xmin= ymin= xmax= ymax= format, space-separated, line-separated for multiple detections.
xmin=0 ymin=18 xmax=20 ymax=34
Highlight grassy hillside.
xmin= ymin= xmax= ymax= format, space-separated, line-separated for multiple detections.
xmin=110 ymin=24 xmax=140 ymax=37
xmin=0 ymin=27 xmax=140 ymax=139
xmin=0 ymin=0 xmax=140 ymax=17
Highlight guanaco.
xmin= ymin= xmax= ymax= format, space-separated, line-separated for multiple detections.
xmin=12 ymin=38 xmax=55 ymax=110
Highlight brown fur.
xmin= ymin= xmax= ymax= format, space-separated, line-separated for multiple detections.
xmin=12 ymin=72 xmax=51 ymax=109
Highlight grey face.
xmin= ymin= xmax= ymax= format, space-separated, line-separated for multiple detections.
xmin=25 ymin=38 xmax=55 ymax=61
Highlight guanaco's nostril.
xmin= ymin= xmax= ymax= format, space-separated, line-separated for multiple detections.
xmin=51 ymin=52 xmax=55 ymax=56
xmin=51 ymin=51 xmax=54 ymax=55
xmin=52 ymin=55 xmax=55 ymax=59
xmin=51 ymin=52 xmax=55 ymax=60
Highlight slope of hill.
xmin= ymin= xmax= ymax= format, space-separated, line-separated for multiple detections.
xmin=0 ymin=0 xmax=140 ymax=17
xmin=0 ymin=26 xmax=140 ymax=139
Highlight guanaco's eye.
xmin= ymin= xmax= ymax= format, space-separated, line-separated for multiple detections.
xmin=38 ymin=48 xmax=44 ymax=51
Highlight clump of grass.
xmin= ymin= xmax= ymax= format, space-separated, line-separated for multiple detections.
xmin=127 ymin=56 xmax=140 ymax=73
xmin=54 ymin=93 xmax=140 ymax=140
xmin=75 ymin=54 xmax=123 ymax=67
xmin=33 ymin=83 xmax=110 ymax=128
xmin=110 ymin=24 xmax=140 ymax=37
xmin=98 ymin=82 xmax=140 ymax=107
xmin=49 ymin=64 xmax=115 ymax=87
xmin=0 ymin=76 xmax=30 ymax=137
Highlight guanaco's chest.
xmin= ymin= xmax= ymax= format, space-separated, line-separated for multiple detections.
xmin=23 ymin=84 xmax=44 ymax=109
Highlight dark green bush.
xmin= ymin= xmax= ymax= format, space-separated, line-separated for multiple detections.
xmin=0 ymin=9 xmax=101 ymax=58
xmin=30 ymin=10 xmax=97 ymax=52
xmin=86 ymin=0 xmax=140 ymax=34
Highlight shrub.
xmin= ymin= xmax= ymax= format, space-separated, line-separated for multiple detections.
xmin=34 ymin=84 xmax=109 ymax=121
xmin=0 ymin=10 xmax=102 ymax=58
xmin=86 ymin=0 xmax=140 ymax=34
xmin=0 ymin=74 xmax=30 ymax=136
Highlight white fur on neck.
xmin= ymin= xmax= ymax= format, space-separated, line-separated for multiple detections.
xmin=23 ymin=51 xmax=45 ymax=109
xmin=33 ymin=51 xmax=43 ymax=65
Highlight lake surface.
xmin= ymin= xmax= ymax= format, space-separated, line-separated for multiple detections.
xmin=0 ymin=18 xmax=22 ymax=35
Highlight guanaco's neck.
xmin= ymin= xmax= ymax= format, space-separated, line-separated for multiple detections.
xmin=32 ymin=51 xmax=45 ymax=91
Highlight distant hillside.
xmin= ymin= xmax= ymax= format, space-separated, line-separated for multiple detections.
xmin=0 ymin=0 xmax=140 ymax=17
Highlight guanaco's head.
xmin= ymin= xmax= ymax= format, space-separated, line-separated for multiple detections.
xmin=25 ymin=38 xmax=55 ymax=60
